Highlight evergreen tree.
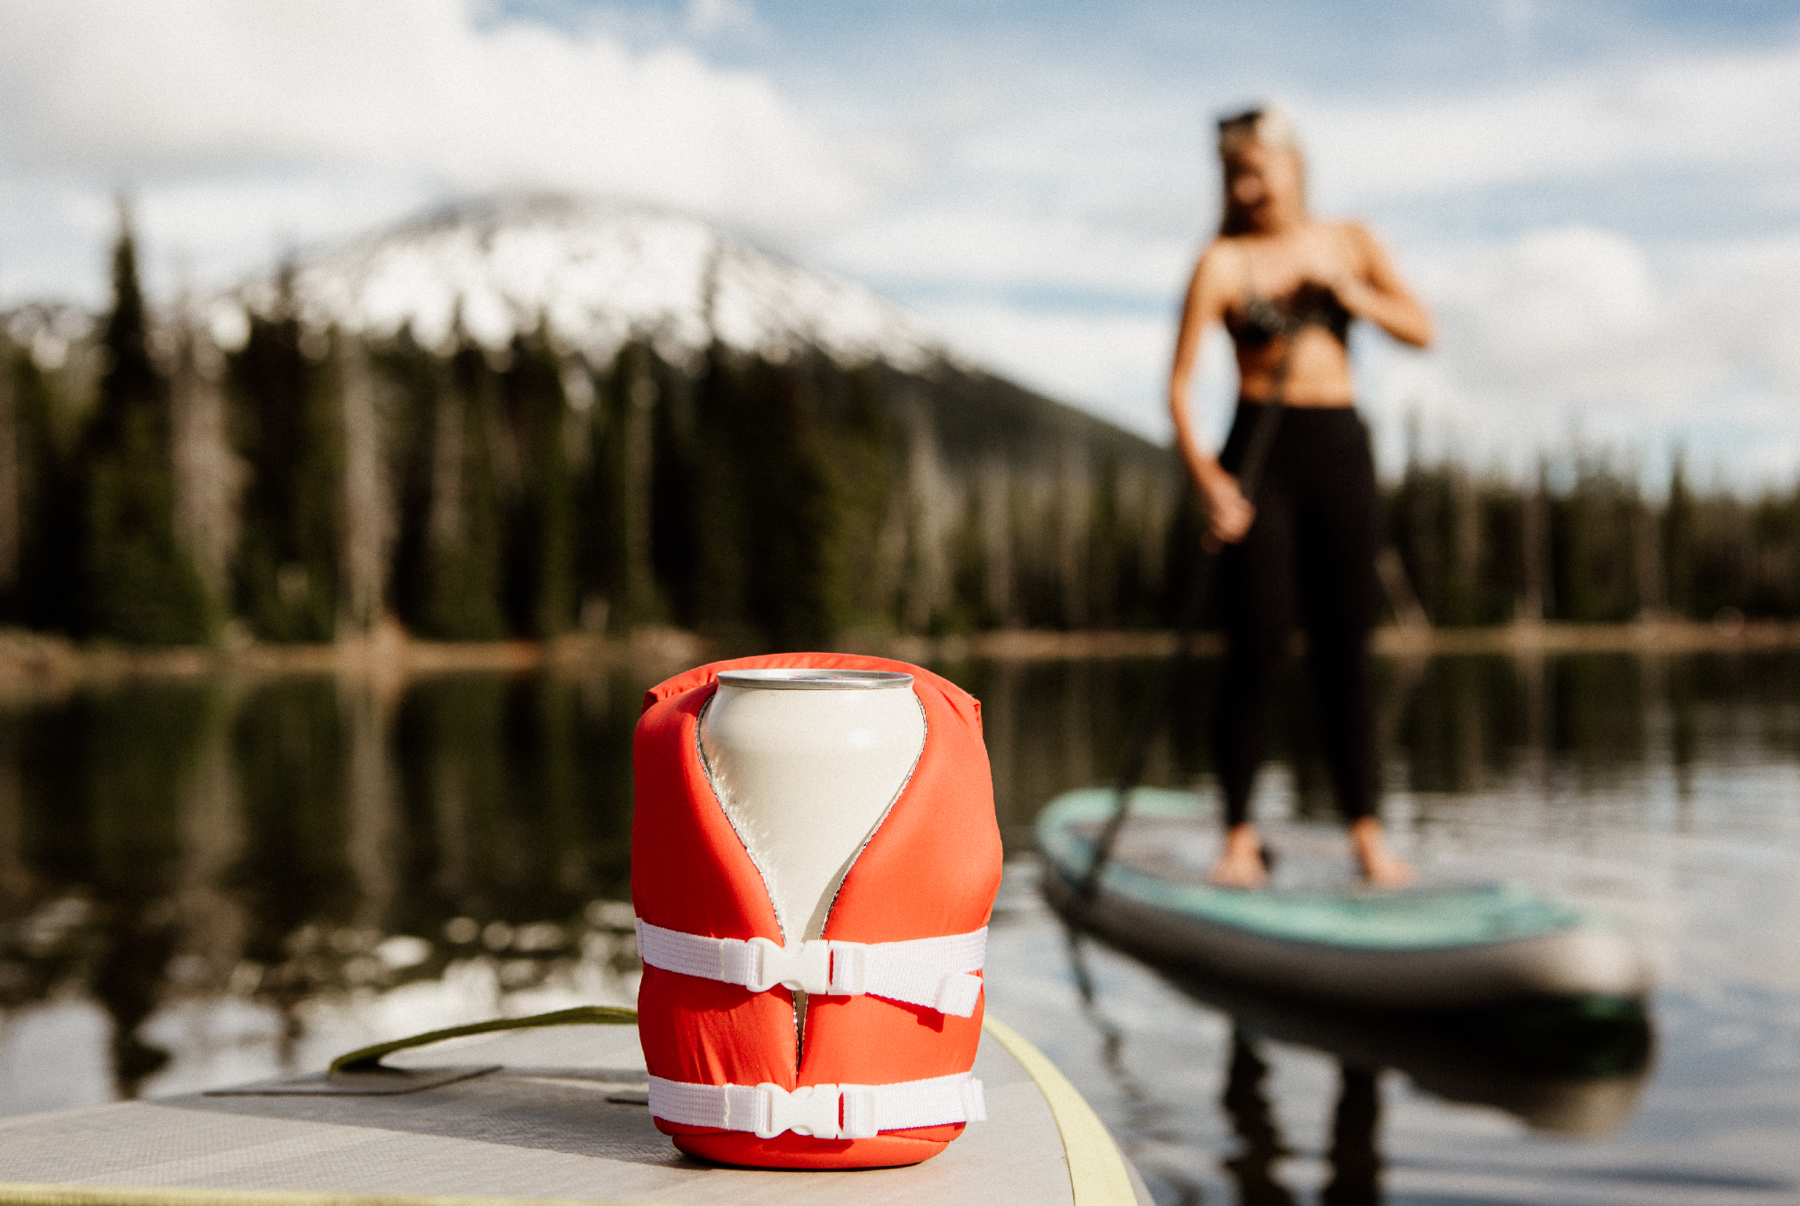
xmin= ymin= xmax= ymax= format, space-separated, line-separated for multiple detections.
xmin=0 ymin=333 xmax=17 ymax=611
xmin=1688 ymin=494 xmax=1750 ymax=621
xmin=5 ymin=338 xmax=83 ymax=630
xmin=1746 ymin=489 xmax=1800 ymax=617
xmin=379 ymin=330 xmax=507 ymax=641
xmin=228 ymin=272 xmax=342 ymax=642
xmin=500 ymin=327 xmax=576 ymax=638
xmin=832 ymin=363 xmax=900 ymax=628
xmin=663 ymin=343 xmax=748 ymax=635
xmin=574 ymin=341 xmax=661 ymax=632
xmin=379 ymin=328 xmax=443 ymax=633
xmin=739 ymin=357 xmax=846 ymax=647
xmin=1086 ymin=453 xmax=1124 ymax=629
xmin=416 ymin=340 xmax=506 ymax=640
xmin=1663 ymin=453 xmax=1696 ymax=618
xmin=76 ymin=210 xmax=214 ymax=644
xmin=1475 ymin=482 xmax=1528 ymax=624
xmin=572 ymin=350 xmax=631 ymax=633
xmin=1388 ymin=460 xmax=1446 ymax=623
xmin=648 ymin=346 xmax=703 ymax=629
xmin=1159 ymin=478 xmax=1208 ymax=629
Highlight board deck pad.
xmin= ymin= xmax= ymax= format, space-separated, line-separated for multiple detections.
xmin=0 ymin=1022 xmax=1114 ymax=1206
xmin=205 ymin=1066 xmax=503 ymax=1096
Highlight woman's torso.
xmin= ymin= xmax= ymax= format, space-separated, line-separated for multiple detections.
xmin=1220 ymin=221 xmax=1361 ymax=409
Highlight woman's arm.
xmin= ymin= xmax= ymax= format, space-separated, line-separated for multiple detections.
xmin=1328 ymin=223 xmax=1434 ymax=349
xmin=1170 ymin=244 xmax=1256 ymax=544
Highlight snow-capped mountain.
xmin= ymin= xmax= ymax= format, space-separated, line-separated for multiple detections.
xmin=217 ymin=195 xmax=944 ymax=370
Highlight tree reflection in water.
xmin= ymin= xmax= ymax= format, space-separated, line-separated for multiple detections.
xmin=0 ymin=670 xmax=644 ymax=1106
xmin=0 ymin=646 xmax=1777 ymax=1157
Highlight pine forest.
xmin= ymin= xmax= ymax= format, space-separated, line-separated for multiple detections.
xmin=0 ymin=218 xmax=1795 ymax=650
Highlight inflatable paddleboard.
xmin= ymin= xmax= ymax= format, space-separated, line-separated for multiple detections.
xmin=1038 ymin=788 xmax=1651 ymax=1012
xmin=0 ymin=1011 xmax=1152 ymax=1206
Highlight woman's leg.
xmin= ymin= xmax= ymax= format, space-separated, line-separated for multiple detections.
xmin=1212 ymin=481 xmax=1296 ymax=886
xmin=1297 ymin=414 xmax=1413 ymax=886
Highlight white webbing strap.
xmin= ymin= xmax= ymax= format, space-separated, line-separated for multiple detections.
xmin=635 ymin=919 xmax=987 ymax=1017
xmin=648 ymin=1071 xmax=986 ymax=1140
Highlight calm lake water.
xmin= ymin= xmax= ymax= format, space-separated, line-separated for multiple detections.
xmin=2 ymin=650 xmax=1799 ymax=1204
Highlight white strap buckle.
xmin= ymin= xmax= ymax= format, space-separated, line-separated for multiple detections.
xmin=649 ymin=1071 xmax=981 ymax=1138
xmin=753 ymin=1082 xmax=879 ymax=1140
xmin=637 ymin=920 xmax=986 ymax=1016
xmin=827 ymin=942 xmax=868 ymax=995
xmin=745 ymin=936 xmax=831 ymax=994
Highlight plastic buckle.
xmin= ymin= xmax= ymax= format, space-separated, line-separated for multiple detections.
xmin=745 ymin=937 xmax=832 ymax=994
xmin=838 ymin=1085 xmax=879 ymax=1138
xmin=755 ymin=1082 xmax=843 ymax=1139
xmin=826 ymin=941 xmax=867 ymax=996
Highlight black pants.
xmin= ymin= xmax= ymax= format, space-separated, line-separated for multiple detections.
xmin=1215 ymin=401 xmax=1380 ymax=827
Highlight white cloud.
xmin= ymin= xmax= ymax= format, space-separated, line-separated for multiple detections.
xmin=850 ymin=33 xmax=1800 ymax=485
xmin=1303 ymin=40 xmax=1800 ymax=204
xmin=1431 ymin=226 xmax=1660 ymax=394
xmin=685 ymin=0 xmax=760 ymax=40
xmin=918 ymin=218 xmax=1800 ymax=488
xmin=1353 ymin=225 xmax=1800 ymax=487
xmin=0 ymin=0 xmax=859 ymax=242
xmin=2 ymin=2 xmax=1799 ymax=490
xmin=823 ymin=202 xmax=1197 ymax=296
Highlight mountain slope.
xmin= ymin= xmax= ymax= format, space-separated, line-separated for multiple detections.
xmin=223 ymin=194 xmax=943 ymax=371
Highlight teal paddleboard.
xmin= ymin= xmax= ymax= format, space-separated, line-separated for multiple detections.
xmin=1037 ymin=788 xmax=1649 ymax=1011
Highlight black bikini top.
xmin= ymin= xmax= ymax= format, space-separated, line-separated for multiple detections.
xmin=1225 ymin=281 xmax=1351 ymax=349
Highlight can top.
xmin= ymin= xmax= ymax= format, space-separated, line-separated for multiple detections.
xmin=715 ymin=668 xmax=915 ymax=690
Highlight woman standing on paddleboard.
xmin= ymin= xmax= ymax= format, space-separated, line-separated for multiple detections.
xmin=1169 ymin=107 xmax=1433 ymax=889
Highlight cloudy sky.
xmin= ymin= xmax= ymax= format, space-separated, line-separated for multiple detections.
xmin=1 ymin=0 xmax=1797 ymax=486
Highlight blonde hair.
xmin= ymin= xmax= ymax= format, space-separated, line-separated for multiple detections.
xmin=1216 ymin=106 xmax=1304 ymax=236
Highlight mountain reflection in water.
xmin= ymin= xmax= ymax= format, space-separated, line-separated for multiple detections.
xmin=2 ymin=650 xmax=1800 ymax=1203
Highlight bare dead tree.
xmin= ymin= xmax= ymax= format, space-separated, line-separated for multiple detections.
xmin=168 ymin=318 xmax=244 ymax=602
xmin=338 ymin=334 xmax=393 ymax=634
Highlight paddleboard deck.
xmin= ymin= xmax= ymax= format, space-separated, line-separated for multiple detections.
xmin=0 ymin=1017 xmax=1150 ymax=1206
xmin=1038 ymin=788 xmax=1650 ymax=1012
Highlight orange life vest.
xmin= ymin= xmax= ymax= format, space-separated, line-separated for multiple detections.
xmin=632 ymin=652 xmax=1003 ymax=1169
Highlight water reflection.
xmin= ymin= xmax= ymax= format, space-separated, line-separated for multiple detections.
xmin=1 ymin=649 xmax=1799 ymax=1199
xmin=0 ymin=669 xmax=644 ymax=1108
xmin=1220 ymin=1031 xmax=1300 ymax=1206
xmin=1215 ymin=1031 xmax=1383 ymax=1206
xmin=1063 ymin=907 xmax=1654 ymax=1205
xmin=1203 ymin=978 xmax=1651 ymax=1203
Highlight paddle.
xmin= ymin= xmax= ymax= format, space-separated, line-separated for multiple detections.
xmin=1073 ymin=394 xmax=1285 ymax=907
xmin=1071 ymin=290 xmax=1325 ymax=910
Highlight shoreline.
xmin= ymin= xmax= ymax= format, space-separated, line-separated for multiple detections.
xmin=1 ymin=617 xmax=1796 ymax=696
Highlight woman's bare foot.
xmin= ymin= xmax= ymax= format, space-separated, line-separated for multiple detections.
xmin=1350 ymin=817 xmax=1415 ymax=888
xmin=1209 ymin=823 xmax=1268 ymax=888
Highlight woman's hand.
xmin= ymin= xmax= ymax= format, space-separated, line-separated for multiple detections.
xmin=1317 ymin=269 xmax=1375 ymax=316
xmin=1169 ymin=241 xmax=1265 ymax=545
xmin=1195 ymin=462 xmax=1255 ymax=546
xmin=1311 ymin=223 xmax=1435 ymax=348
xmin=1297 ymin=239 xmax=1375 ymax=317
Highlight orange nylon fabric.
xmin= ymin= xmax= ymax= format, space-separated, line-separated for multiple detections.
xmin=632 ymin=653 xmax=1003 ymax=1169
